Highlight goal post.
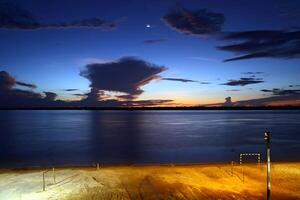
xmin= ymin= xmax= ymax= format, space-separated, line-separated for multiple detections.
xmin=239 ymin=153 xmax=261 ymax=165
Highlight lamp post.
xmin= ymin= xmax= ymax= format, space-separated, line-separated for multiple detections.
xmin=264 ymin=131 xmax=271 ymax=200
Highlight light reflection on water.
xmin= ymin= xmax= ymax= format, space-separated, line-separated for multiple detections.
xmin=0 ymin=110 xmax=299 ymax=167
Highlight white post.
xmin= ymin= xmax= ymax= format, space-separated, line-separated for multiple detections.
xmin=264 ymin=131 xmax=271 ymax=200
xmin=53 ymin=168 xmax=56 ymax=184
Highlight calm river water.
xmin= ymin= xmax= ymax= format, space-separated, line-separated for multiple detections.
xmin=0 ymin=110 xmax=299 ymax=167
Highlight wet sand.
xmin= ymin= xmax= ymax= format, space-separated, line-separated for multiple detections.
xmin=0 ymin=163 xmax=299 ymax=200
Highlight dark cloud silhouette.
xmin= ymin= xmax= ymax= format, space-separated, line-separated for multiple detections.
xmin=242 ymin=72 xmax=264 ymax=75
xmin=0 ymin=71 xmax=62 ymax=108
xmin=205 ymin=95 xmax=300 ymax=107
xmin=222 ymin=77 xmax=264 ymax=86
xmin=63 ymin=89 xmax=79 ymax=92
xmin=261 ymin=88 xmax=300 ymax=96
xmin=289 ymin=85 xmax=300 ymax=88
xmin=0 ymin=71 xmax=16 ymax=90
xmin=44 ymin=92 xmax=58 ymax=101
xmin=161 ymin=77 xmax=210 ymax=84
xmin=144 ymin=39 xmax=166 ymax=44
xmin=162 ymin=7 xmax=225 ymax=36
xmin=0 ymin=69 xmax=173 ymax=108
xmin=218 ymin=30 xmax=300 ymax=61
xmin=0 ymin=3 xmax=116 ymax=30
xmin=16 ymin=81 xmax=37 ymax=89
xmin=162 ymin=78 xmax=198 ymax=83
xmin=234 ymin=95 xmax=300 ymax=106
xmin=0 ymin=71 xmax=36 ymax=89
xmin=80 ymin=57 xmax=167 ymax=102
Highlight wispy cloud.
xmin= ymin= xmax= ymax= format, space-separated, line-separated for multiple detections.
xmin=161 ymin=77 xmax=210 ymax=84
xmin=218 ymin=30 xmax=300 ymax=61
xmin=143 ymin=39 xmax=166 ymax=44
xmin=222 ymin=77 xmax=264 ymax=86
xmin=0 ymin=2 xmax=117 ymax=30
xmin=261 ymin=88 xmax=300 ymax=96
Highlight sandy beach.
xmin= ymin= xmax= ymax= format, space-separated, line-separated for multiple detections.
xmin=0 ymin=162 xmax=299 ymax=200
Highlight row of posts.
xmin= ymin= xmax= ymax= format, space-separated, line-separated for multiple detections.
xmin=41 ymin=132 xmax=272 ymax=200
xmin=42 ymin=163 xmax=101 ymax=191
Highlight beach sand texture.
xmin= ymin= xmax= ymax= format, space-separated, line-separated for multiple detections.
xmin=0 ymin=163 xmax=299 ymax=200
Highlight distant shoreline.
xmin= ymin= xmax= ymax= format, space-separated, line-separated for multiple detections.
xmin=1 ymin=106 xmax=300 ymax=110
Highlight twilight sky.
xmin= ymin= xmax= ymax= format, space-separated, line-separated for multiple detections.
xmin=0 ymin=0 xmax=300 ymax=107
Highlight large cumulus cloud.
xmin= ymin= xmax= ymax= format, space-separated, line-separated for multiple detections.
xmin=80 ymin=57 xmax=167 ymax=102
xmin=0 ymin=2 xmax=116 ymax=30
xmin=218 ymin=30 xmax=300 ymax=62
xmin=162 ymin=7 xmax=225 ymax=36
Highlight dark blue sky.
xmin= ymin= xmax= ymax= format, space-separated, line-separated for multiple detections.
xmin=0 ymin=0 xmax=299 ymax=107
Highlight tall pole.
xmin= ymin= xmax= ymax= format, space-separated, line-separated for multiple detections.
xmin=264 ymin=131 xmax=271 ymax=200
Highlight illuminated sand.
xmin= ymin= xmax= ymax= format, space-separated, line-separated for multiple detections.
xmin=0 ymin=163 xmax=299 ymax=200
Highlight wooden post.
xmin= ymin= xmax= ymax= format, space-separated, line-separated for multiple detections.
xmin=97 ymin=163 xmax=99 ymax=170
xmin=231 ymin=161 xmax=234 ymax=176
xmin=43 ymin=172 xmax=46 ymax=191
xmin=53 ymin=168 xmax=56 ymax=184
xmin=242 ymin=166 xmax=244 ymax=182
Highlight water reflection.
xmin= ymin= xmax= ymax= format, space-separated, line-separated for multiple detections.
xmin=0 ymin=110 xmax=299 ymax=167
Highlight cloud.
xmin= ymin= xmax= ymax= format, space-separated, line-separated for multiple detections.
xmin=161 ymin=77 xmax=198 ymax=83
xmin=206 ymin=95 xmax=300 ymax=107
xmin=44 ymin=92 xmax=57 ymax=101
xmin=261 ymin=88 xmax=300 ymax=96
xmin=161 ymin=77 xmax=210 ymax=84
xmin=162 ymin=7 xmax=225 ymax=36
xmin=241 ymin=72 xmax=264 ymax=75
xmin=16 ymin=81 xmax=37 ymax=89
xmin=218 ymin=30 xmax=300 ymax=61
xmin=0 ymin=71 xmax=61 ymax=107
xmin=234 ymin=95 xmax=300 ymax=106
xmin=80 ymin=57 xmax=167 ymax=102
xmin=0 ymin=2 xmax=116 ymax=30
xmin=0 ymin=71 xmax=36 ymax=89
xmin=143 ymin=39 xmax=166 ymax=44
xmin=222 ymin=77 xmax=264 ymax=86
xmin=63 ymin=89 xmax=79 ymax=92
xmin=227 ymin=89 xmax=240 ymax=92
xmin=289 ymin=85 xmax=300 ymax=88
xmin=0 ymin=68 xmax=173 ymax=108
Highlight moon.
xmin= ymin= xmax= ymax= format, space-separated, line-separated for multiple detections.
xmin=146 ymin=24 xmax=151 ymax=28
